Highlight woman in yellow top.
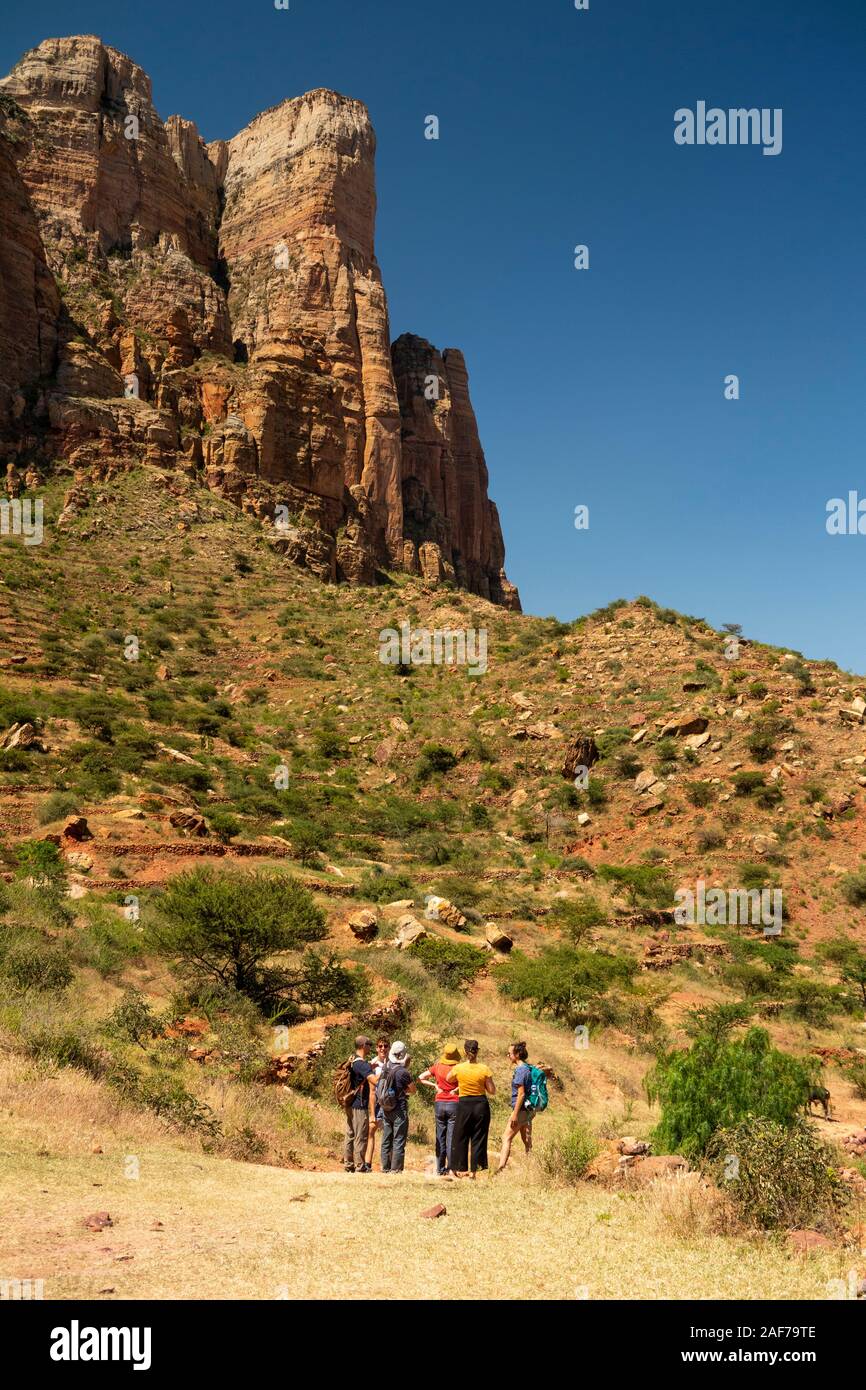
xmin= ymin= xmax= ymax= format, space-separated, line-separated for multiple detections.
xmin=446 ymin=1039 xmax=496 ymax=1178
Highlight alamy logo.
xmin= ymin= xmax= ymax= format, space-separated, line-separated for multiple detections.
xmin=0 ymin=497 xmax=43 ymax=546
xmin=1 ymin=1278 xmax=44 ymax=1299
xmin=674 ymin=102 xmax=782 ymax=156
xmin=378 ymin=622 xmax=487 ymax=676
xmin=674 ymin=879 xmax=782 ymax=935
xmin=50 ymin=1321 xmax=152 ymax=1371
xmin=826 ymin=493 xmax=866 ymax=534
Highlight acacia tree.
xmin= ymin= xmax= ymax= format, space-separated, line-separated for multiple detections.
xmin=148 ymin=867 xmax=330 ymax=1017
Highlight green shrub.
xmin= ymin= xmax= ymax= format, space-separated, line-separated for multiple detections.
xmin=549 ymin=894 xmax=607 ymax=943
xmin=706 ymin=1118 xmax=846 ymax=1232
xmin=538 ymin=1117 xmax=599 ymax=1185
xmin=207 ymin=810 xmax=242 ymax=843
xmin=287 ymin=818 xmax=330 ymax=865
xmin=358 ymin=869 xmax=415 ymax=904
xmin=36 ymin=792 xmax=80 ymax=826
xmin=596 ymin=863 xmax=672 ymax=911
xmin=1 ymin=939 xmax=73 ymax=992
xmin=71 ymin=904 xmax=143 ymax=977
xmin=686 ymin=781 xmax=714 ymax=808
xmin=646 ymin=1026 xmax=817 ymax=1161
xmin=410 ymin=934 xmax=486 ymax=989
xmin=497 ymin=946 xmax=636 ymax=1027
xmin=840 ymin=868 xmax=866 ymax=908
xmin=415 ymin=744 xmax=457 ymax=784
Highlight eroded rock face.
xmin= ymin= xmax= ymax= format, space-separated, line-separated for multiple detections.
xmin=392 ymin=334 xmax=520 ymax=609
xmin=0 ymin=36 xmax=518 ymax=606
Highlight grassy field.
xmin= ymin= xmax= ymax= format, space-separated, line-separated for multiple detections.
xmin=2 ymin=1139 xmax=850 ymax=1302
xmin=0 ymin=1052 xmax=854 ymax=1302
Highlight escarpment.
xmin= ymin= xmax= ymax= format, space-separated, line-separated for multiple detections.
xmin=0 ymin=35 xmax=519 ymax=607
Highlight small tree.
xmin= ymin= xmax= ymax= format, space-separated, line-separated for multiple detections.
xmin=15 ymin=840 xmax=67 ymax=893
xmin=646 ymin=1025 xmax=817 ymax=1161
xmin=148 ymin=867 xmax=326 ymax=1017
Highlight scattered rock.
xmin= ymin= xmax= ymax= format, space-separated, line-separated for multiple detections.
xmin=485 ymin=922 xmax=513 ymax=952
xmin=84 ymin=1211 xmax=113 ymax=1231
xmin=62 ymin=816 xmax=92 ymax=841
xmin=661 ymin=714 xmax=709 ymax=738
xmin=562 ymin=736 xmax=599 ymax=781
xmin=420 ymin=1204 xmax=447 ymax=1219
xmin=347 ymin=909 xmax=378 ymax=943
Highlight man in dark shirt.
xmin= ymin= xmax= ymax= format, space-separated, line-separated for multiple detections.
xmin=343 ymin=1035 xmax=375 ymax=1173
xmin=379 ymin=1040 xmax=416 ymax=1173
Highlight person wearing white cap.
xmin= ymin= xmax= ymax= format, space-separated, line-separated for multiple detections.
xmin=377 ymin=1040 xmax=416 ymax=1172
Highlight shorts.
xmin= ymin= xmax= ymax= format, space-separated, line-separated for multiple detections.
xmin=512 ymin=1107 xmax=535 ymax=1130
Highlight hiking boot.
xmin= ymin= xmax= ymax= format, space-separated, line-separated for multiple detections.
xmin=360 ymin=1164 xmax=372 ymax=1172
xmin=344 ymin=1166 xmax=355 ymax=1173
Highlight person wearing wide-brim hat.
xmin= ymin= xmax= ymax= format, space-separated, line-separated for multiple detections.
xmin=418 ymin=1043 xmax=462 ymax=1177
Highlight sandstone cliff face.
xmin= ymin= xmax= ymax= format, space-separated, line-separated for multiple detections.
xmin=392 ymin=334 xmax=518 ymax=608
xmin=0 ymin=35 xmax=519 ymax=607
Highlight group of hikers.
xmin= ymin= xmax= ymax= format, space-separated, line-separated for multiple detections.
xmin=337 ymin=1035 xmax=548 ymax=1177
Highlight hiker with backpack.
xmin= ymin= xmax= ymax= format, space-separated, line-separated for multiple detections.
xmin=378 ymin=1040 xmax=416 ymax=1173
xmin=446 ymin=1039 xmax=496 ymax=1178
xmin=337 ymin=1035 xmax=376 ymax=1173
xmin=418 ymin=1043 xmax=461 ymax=1176
xmin=495 ymin=1041 xmax=548 ymax=1174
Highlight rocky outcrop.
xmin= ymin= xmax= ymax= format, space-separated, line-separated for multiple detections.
xmin=0 ymin=35 xmax=518 ymax=606
xmin=392 ymin=334 xmax=519 ymax=607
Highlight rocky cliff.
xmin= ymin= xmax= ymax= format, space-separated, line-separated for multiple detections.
xmin=0 ymin=35 xmax=519 ymax=607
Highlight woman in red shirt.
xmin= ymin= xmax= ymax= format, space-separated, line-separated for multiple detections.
xmin=418 ymin=1044 xmax=462 ymax=1177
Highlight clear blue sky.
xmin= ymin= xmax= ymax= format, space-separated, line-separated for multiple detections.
xmin=4 ymin=1 xmax=865 ymax=668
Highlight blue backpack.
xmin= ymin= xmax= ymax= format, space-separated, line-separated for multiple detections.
xmin=526 ymin=1065 xmax=549 ymax=1113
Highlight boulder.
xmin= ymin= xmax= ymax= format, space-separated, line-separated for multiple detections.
xmin=0 ymin=721 xmax=43 ymax=752
xmin=684 ymin=730 xmax=711 ymax=750
xmin=347 ymin=909 xmax=378 ymax=943
xmin=617 ymin=1136 xmax=650 ymax=1157
xmin=562 ymin=736 xmax=600 ymax=781
xmin=485 ymin=922 xmax=513 ymax=952
xmin=424 ymin=896 xmax=467 ymax=930
xmin=62 ymin=816 xmax=92 ymax=841
xmin=660 ymin=714 xmax=709 ymax=738
xmin=394 ymin=916 xmax=428 ymax=949
xmin=634 ymin=770 xmax=658 ymax=794
xmin=169 ymin=809 xmax=208 ymax=836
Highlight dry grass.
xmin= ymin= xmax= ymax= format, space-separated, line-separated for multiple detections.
xmin=0 ymin=1135 xmax=850 ymax=1301
xmin=638 ymin=1169 xmax=741 ymax=1241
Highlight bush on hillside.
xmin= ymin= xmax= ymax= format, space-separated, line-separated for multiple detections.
xmin=705 ymin=1118 xmax=846 ymax=1232
xmin=410 ymin=934 xmax=486 ymax=989
xmin=596 ymin=863 xmax=672 ymax=912
xmin=497 ymin=946 xmax=636 ymax=1028
xmin=645 ymin=1026 xmax=817 ymax=1161
xmin=538 ymin=1117 xmax=599 ymax=1186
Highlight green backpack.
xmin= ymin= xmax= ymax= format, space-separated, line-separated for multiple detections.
xmin=526 ymin=1065 xmax=549 ymax=1113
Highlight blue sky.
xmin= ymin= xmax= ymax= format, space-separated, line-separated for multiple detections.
xmin=4 ymin=1 xmax=865 ymax=667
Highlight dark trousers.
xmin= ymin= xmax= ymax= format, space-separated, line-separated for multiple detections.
xmin=434 ymin=1100 xmax=458 ymax=1175
xmin=380 ymin=1102 xmax=409 ymax=1172
xmin=451 ymin=1095 xmax=491 ymax=1172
